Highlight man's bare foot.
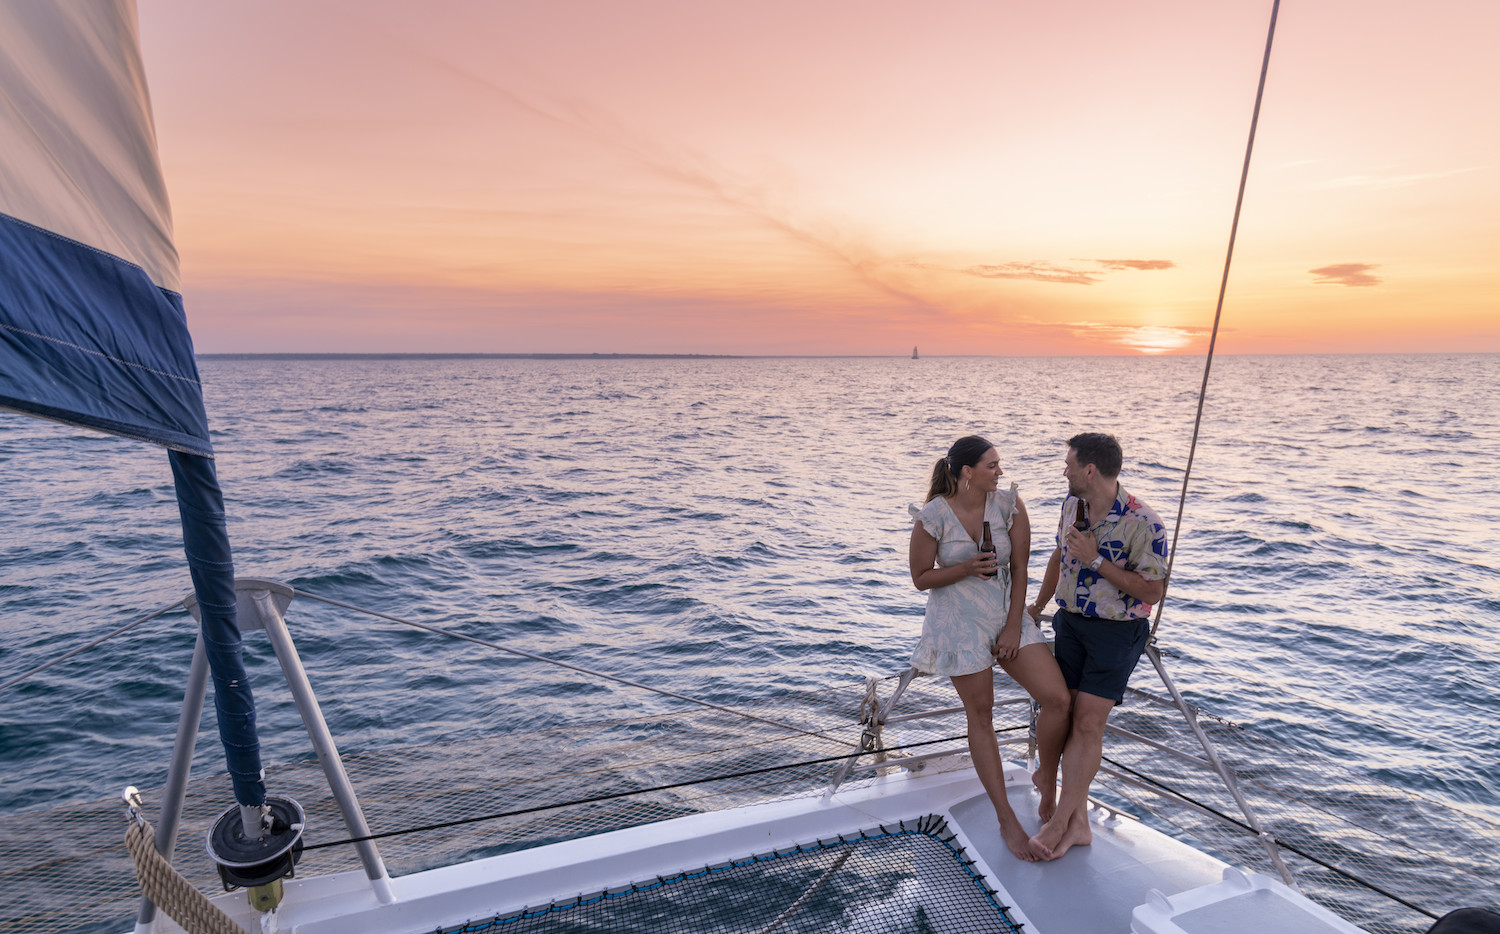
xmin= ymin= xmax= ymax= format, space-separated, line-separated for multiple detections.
xmin=1041 ymin=808 xmax=1093 ymax=860
xmin=1032 ymin=769 xmax=1058 ymax=822
xmin=1000 ymin=814 xmax=1041 ymax=862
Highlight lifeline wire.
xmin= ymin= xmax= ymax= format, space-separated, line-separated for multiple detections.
xmin=296 ymin=589 xmax=860 ymax=750
xmin=1101 ymin=753 xmax=1440 ymax=920
xmin=299 ymin=725 xmax=1028 ymax=852
xmin=0 ymin=598 xmax=183 ymax=692
xmin=1154 ymin=0 xmax=1281 ymax=638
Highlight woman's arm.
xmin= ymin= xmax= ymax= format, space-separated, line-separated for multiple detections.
xmin=1007 ymin=497 xmax=1030 ymax=625
xmin=909 ymin=520 xmax=993 ymax=590
xmin=993 ymin=496 xmax=1032 ymax=660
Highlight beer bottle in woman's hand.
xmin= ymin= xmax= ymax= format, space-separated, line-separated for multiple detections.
xmin=979 ymin=521 xmax=997 ymax=579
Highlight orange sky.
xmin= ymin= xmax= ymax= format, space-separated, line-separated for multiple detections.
xmin=137 ymin=1 xmax=1500 ymax=356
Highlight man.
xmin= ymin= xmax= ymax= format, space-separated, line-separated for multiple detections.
xmin=1027 ymin=432 xmax=1169 ymax=860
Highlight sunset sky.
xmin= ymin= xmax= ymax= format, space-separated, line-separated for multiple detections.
xmin=136 ymin=1 xmax=1499 ymax=356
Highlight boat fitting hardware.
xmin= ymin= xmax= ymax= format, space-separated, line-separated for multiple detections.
xmin=206 ymin=794 xmax=305 ymax=910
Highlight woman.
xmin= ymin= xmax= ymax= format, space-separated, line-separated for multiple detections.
xmin=908 ymin=435 xmax=1071 ymax=862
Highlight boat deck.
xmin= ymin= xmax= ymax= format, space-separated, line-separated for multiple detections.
xmin=171 ymin=759 xmax=1362 ymax=934
xmin=953 ymin=772 xmax=1229 ymax=933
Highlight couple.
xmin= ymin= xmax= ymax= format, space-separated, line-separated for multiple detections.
xmin=908 ymin=432 xmax=1169 ymax=862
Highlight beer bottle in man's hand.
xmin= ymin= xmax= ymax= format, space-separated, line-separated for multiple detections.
xmin=979 ymin=521 xmax=997 ymax=579
xmin=1073 ymin=499 xmax=1090 ymax=533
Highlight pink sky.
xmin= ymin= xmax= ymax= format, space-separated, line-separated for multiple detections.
xmin=138 ymin=1 xmax=1500 ymax=355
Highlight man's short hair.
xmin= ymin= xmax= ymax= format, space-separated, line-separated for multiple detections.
xmin=1068 ymin=432 xmax=1123 ymax=479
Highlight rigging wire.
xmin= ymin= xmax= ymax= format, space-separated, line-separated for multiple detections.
xmin=1154 ymin=0 xmax=1281 ymax=639
xmin=0 ymin=598 xmax=183 ymax=693
xmin=298 ymin=726 xmax=1027 ymax=852
xmin=296 ymin=589 xmax=861 ymax=749
xmin=1101 ymin=754 xmax=1441 ymax=921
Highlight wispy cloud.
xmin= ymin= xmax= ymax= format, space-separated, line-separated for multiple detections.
xmin=960 ymin=262 xmax=1100 ymax=285
xmin=358 ymin=19 xmax=940 ymax=314
xmin=1313 ymin=168 xmax=1481 ymax=190
xmin=1310 ymin=263 xmax=1381 ymax=287
xmin=931 ymin=258 xmax=1176 ymax=286
xmin=1094 ymin=259 xmax=1175 ymax=271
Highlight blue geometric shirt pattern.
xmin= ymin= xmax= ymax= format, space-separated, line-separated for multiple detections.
xmin=1054 ymin=484 xmax=1170 ymax=621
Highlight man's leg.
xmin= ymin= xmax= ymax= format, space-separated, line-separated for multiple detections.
xmin=1029 ymin=690 xmax=1114 ymax=859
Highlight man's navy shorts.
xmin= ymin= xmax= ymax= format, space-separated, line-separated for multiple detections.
xmin=1052 ymin=607 xmax=1150 ymax=703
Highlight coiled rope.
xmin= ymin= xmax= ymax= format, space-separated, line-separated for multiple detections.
xmin=124 ymin=800 xmax=249 ymax=934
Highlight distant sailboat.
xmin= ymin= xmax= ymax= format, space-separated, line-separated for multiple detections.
xmin=912 ymin=346 xmax=919 ymax=359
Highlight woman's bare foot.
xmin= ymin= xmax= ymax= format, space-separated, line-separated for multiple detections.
xmin=1029 ymin=809 xmax=1068 ymax=859
xmin=1032 ymin=769 xmax=1058 ymax=822
xmin=1000 ymin=814 xmax=1041 ymax=862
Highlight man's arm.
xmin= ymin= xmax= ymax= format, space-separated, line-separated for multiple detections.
xmin=1029 ymin=547 xmax=1062 ymax=620
xmin=1094 ymin=555 xmax=1165 ymax=605
xmin=1061 ymin=527 xmax=1166 ymax=606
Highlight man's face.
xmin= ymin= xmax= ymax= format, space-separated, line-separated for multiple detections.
xmin=1063 ymin=447 xmax=1090 ymax=497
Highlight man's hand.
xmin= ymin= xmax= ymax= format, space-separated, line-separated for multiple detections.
xmin=1063 ymin=527 xmax=1099 ymax=565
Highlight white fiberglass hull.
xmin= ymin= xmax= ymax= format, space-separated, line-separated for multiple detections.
xmin=141 ymin=759 xmax=1364 ymax=934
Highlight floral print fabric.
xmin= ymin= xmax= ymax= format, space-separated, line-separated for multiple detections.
xmin=908 ymin=482 xmax=1042 ymax=676
xmin=1053 ymin=484 xmax=1170 ymax=621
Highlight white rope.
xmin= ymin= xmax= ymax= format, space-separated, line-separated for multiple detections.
xmin=755 ymin=848 xmax=854 ymax=934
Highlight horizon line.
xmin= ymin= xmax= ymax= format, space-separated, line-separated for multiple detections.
xmin=196 ymin=350 xmax=1497 ymax=360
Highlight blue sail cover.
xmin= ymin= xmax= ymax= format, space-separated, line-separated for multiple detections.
xmin=0 ymin=1 xmax=210 ymax=454
xmin=0 ymin=2 xmax=265 ymax=806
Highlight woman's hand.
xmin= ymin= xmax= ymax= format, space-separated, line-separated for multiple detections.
xmin=965 ymin=550 xmax=1000 ymax=580
xmin=993 ymin=621 xmax=1022 ymax=661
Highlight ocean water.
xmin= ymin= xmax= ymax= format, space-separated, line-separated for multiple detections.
xmin=2 ymin=352 xmax=1497 ymax=839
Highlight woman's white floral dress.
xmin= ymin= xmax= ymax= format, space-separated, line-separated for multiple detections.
xmin=909 ymin=482 xmax=1043 ymax=676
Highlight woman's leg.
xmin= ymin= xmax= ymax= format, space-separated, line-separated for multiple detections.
xmin=999 ymin=644 xmax=1072 ymax=822
xmin=951 ymin=669 xmax=1039 ymax=861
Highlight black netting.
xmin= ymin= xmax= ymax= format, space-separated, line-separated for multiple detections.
xmin=441 ymin=816 xmax=1022 ymax=934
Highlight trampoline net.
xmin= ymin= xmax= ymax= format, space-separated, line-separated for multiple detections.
xmin=441 ymin=816 xmax=1022 ymax=934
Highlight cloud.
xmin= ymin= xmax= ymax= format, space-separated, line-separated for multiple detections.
xmin=360 ymin=19 xmax=939 ymax=315
xmin=1313 ymin=168 xmax=1481 ymax=191
xmin=959 ymin=262 xmax=1100 ymax=285
xmin=1094 ymin=259 xmax=1175 ymax=271
xmin=937 ymin=257 xmax=1176 ymax=285
xmin=1309 ymin=263 xmax=1381 ymax=287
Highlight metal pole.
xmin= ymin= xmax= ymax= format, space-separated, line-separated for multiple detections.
xmin=254 ymin=591 xmax=396 ymax=905
xmin=1145 ymin=645 xmax=1297 ymax=886
xmin=134 ymin=631 xmax=211 ymax=932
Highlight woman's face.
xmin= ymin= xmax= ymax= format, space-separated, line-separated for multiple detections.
xmin=966 ymin=447 xmax=1003 ymax=492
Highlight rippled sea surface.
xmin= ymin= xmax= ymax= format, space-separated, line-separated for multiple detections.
xmin=3 ymin=353 xmax=1498 ymax=836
